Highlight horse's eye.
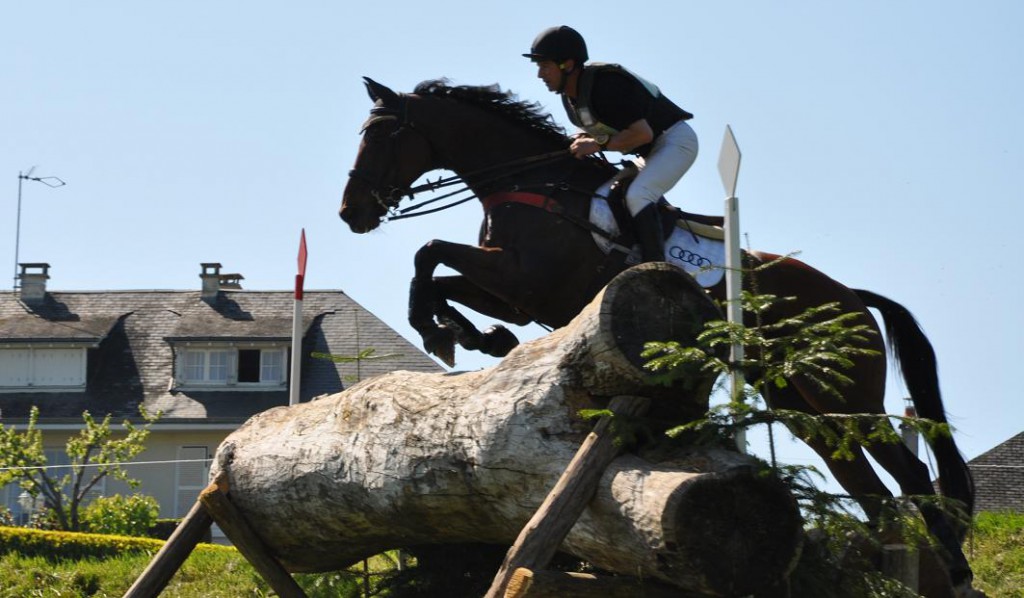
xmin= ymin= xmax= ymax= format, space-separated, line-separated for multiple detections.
xmin=364 ymin=125 xmax=391 ymax=141
xmin=360 ymin=115 xmax=398 ymax=140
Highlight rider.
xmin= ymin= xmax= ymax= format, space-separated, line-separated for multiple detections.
xmin=523 ymin=25 xmax=698 ymax=263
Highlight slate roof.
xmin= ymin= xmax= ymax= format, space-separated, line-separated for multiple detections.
xmin=0 ymin=287 xmax=443 ymax=425
xmin=967 ymin=431 xmax=1024 ymax=513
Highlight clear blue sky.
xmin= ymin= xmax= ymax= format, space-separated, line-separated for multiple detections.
xmin=4 ymin=2 xmax=1022 ymax=493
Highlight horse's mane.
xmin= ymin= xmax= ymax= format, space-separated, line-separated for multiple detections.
xmin=413 ymin=79 xmax=568 ymax=145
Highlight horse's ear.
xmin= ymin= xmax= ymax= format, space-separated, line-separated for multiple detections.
xmin=363 ymin=77 xmax=399 ymax=106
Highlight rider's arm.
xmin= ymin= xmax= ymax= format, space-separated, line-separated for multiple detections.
xmin=569 ymin=119 xmax=653 ymax=157
xmin=603 ymin=119 xmax=653 ymax=153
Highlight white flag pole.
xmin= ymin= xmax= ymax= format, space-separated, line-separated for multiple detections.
xmin=717 ymin=126 xmax=745 ymax=451
xmin=290 ymin=229 xmax=308 ymax=406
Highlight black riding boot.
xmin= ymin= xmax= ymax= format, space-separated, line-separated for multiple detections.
xmin=632 ymin=203 xmax=666 ymax=263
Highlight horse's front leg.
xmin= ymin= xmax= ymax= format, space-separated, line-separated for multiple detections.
xmin=432 ymin=276 xmax=530 ymax=358
xmin=408 ymin=272 xmax=455 ymax=365
xmin=409 ymin=240 xmax=526 ymax=366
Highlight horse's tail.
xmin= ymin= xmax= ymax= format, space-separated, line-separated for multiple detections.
xmin=854 ymin=289 xmax=975 ymax=518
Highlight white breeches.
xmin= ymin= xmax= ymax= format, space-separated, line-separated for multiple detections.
xmin=625 ymin=120 xmax=698 ymax=216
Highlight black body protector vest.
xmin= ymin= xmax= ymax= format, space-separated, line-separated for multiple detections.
xmin=562 ymin=63 xmax=693 ymax=154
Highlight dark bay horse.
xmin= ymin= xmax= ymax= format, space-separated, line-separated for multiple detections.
xmin=339 ymin=78 xmax=975 ymax=589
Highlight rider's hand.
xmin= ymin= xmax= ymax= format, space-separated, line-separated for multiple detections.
xmin=570 ymin=136 xmax=602 ymax=159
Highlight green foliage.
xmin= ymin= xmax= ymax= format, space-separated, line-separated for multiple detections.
xmin=312 ymin=348 xmax=402 ymax=383
xmin=311 ymin=348 xmax=401 ymax=364
xmin=82 ymin=493 xmax=160 ymax=537
xmin=969 ymin=511 xmax=1024 ymax=597
xmin=0 ymin=528 xmax=389 ymax=597
xmin=0 ymin=405 xmax=159 ymax=532
xmin=0 ymin=546 xmax=263 ymax=598
xmin=643 ymin=291 xmax=881 ymax=401
xmin=639 ymin=287 xmax=973 ymax=594
xmin=577 ymin=409 xmax=654 ymax=449
xmin=0 ymin=525 xmax=230 ymax=561
xmin=1 ymin=514 xmax=1019 ymax=596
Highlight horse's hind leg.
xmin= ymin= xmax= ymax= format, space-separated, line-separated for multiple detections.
xmin=864 ymin=434 xmax=974 ymax=587
xmin=764 ymin=382 xmax=895 ymax=522
xmin=783 ymin=379 xmax=974 ymax=588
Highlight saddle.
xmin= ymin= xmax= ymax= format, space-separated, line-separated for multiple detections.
xmin=605 ymin=166 xmax=725 ymax=243
xmin=589 ymin=166 xmax=726 ymax=288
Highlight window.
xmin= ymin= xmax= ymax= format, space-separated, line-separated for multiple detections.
xmin=175 ymin=446 xmax=210 ymax=517
xmin=261 ymin=349 xmax=285 ymax=383
xmin=176 ymin=346 xmax=287 ymax=388
xmin=182 ymin=349 xmax=233 ymax=384
xmin=0 ymin=347 xmax=86 ymax=390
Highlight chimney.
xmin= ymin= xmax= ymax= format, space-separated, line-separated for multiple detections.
xmin=200 ymin=263 xmax=243 ymax=301
xmin=18 ymin=263 xmax=50 ymax=304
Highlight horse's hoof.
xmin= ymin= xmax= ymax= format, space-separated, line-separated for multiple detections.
xmin=480 ymin=325 xmax=519 ymax=357
xmin=424 ymin=327 xmax=456 ymax=367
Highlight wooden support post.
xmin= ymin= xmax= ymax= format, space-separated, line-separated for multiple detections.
xmin=882 ymin=544 xmax=919 ymax=593
xmin=123 ymin=488 xmax=214 ymax=598
xmin=484 ymin=395 xmax=650 ymax=598
xmin=504 ymin=567 xmax=693 ymax=598
xmin=199 ymin=473 xmax=307 ymax=598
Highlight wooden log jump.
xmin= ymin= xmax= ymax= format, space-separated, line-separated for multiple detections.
xmin=204 ymin=264 xmax=803 ymax=595
xmin=124 ymin=264 xmax=805 ymax=595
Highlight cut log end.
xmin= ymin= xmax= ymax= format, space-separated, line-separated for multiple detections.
xmin=602 ymin=263 xmax=722 ymax=371
xmin=664 ymin=468 xmax=804 ymax=594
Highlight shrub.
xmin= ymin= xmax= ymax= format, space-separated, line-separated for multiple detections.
xmin=0 ymin=526 xmax=234 ymax=561
xmin=82 ymin=494 xmax=160 ymax=537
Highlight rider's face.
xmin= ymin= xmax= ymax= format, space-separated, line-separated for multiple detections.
xmin=535 ymin=60 xmax=565 ymax=93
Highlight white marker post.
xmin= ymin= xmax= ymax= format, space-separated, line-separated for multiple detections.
xmin=290 ymin=229 xmax=308 ymax=406
xmin=717 ymin=126 xmax=745 ymax=452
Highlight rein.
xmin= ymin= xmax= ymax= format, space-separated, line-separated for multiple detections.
xmin=383 ymin=149 xmax=573 ymax=221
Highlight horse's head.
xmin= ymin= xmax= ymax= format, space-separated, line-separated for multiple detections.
xmin=340 ymin=78 xmax=435 ymax=233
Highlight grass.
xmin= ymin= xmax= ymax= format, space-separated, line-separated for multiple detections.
xmin=0 ymin=513 xmax=1020 ymax=596
xmin=0 ymin=547 xmax=389 ymax=597
xmin=968 ymin=512 xmax=1024 ymax=598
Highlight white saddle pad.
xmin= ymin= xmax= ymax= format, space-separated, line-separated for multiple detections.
xmin=589 ymin=182 xmax=726 ymax=288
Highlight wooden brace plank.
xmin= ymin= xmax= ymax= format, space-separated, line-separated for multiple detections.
xmin=198 ymin=474 xmax=307 ymax=598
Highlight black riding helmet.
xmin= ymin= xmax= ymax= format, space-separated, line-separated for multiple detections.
xmin=522 ymin=25 xmax=588 ymax=65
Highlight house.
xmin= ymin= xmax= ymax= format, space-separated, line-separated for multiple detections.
xmin=967 ymin=431 xmax=1024 ymax=513
xmin=0 ymin=262 xmax=443 ymax=528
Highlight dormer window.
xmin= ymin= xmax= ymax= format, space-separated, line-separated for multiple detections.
xmin=172 ymin=343 xmax=288 ymax=390
xmin=0 ymin=346 xmax=87 ymax=391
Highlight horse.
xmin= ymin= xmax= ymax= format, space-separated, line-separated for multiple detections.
xmin=339 ymin=77 xmax=975 ymax=590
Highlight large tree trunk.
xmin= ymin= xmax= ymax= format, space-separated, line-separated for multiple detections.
xmin=212 ymin=264 xmax=803 ymax=595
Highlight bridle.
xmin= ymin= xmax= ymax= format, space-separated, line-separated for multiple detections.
xmin=347 ymin=95 xmax=575 ymax=222
xmin=346 ymin=98 xmax=421 ymax=212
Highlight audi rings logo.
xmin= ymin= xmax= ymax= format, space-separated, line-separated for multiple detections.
xmin=668 ymin=246 xmax=713 ymax=268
